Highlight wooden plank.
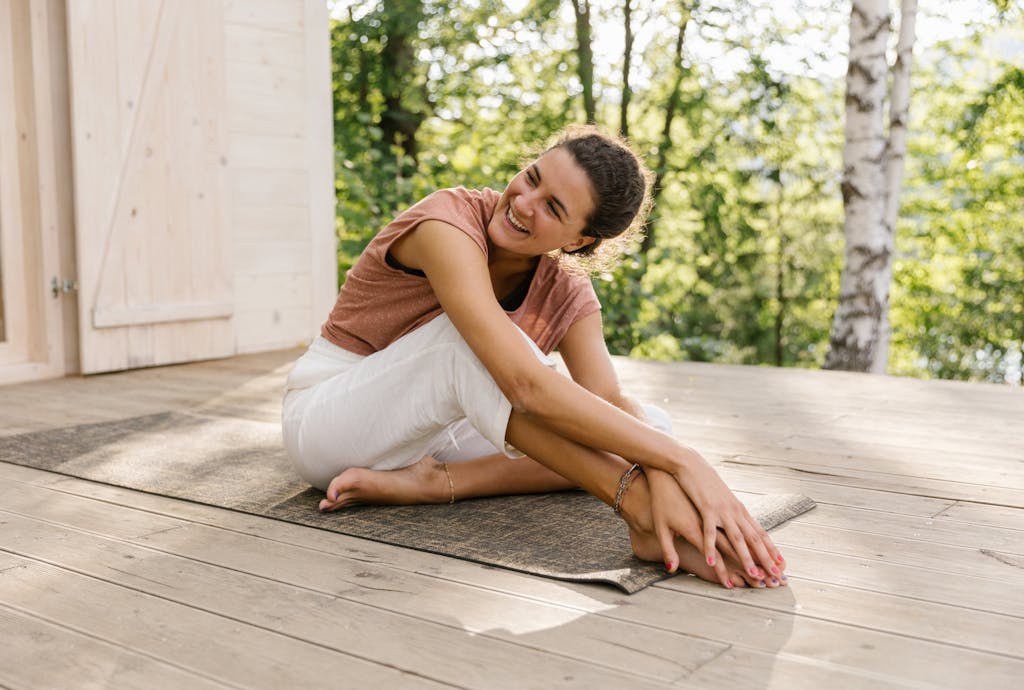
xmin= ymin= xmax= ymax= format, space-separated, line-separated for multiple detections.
xmin=224 ymin=0 xmax=304 ymax=32
xmin=0 ymin=511 xmax=680 ymax=690
xmin=230 ymin=202 xmax=309 ymax=241
xmin=770 ymin=433 xmax=1024 ymax=481
xmin=67 ymin=0 xmax=234 ymax=374
xmin=7 ymin=461 xmax=1020 ymax=647
xmin=234 ymin=238 xmax=312 ymax=274
xmin=303 ymin=0 xmax=339 ymax=345
xmin=225 ymin=60 xmax=305 ymax=137
xmin=234 ymin=305 xmax=316 ymax=351
xmin=224 ymin=22 xmax=304 ymax=71
xmin=764 ymin=544 xmax=1024 ymax=617
xmin=0 ymin=0 xmax=34 ymax=368
xmin=93 ymin=301 xmax=234 ymax=328
xmin=0 ymin=602 xmax=230 ymax=690
xmin=4 ymin=467 xmax=1020 ymax=686
xmin=227 ymin=132 xmax=305 ymax=170
xmin=717 ymin=465 xmax=956 ymax=517
xmin=935 ymin=500 xmax=1024 ymax=531
xmin=662 ymin=569 xmax=1024 ymax=659
xmin=769 ymin=519 xmax=1024 ymax=584
xmin=230 ymin=168 xmax=309 ymax=207
xmin=721 ymin=458 xmax=1024 ymax=508
xmin=0 ymin=553 xmax=447 ymax=690
xmin=235 ymin=273 xmax=311 ymax=310
xmin=0 ymin=484 xmax=728 ymax=685
xmin=613 ymin=586 xmax=1024 ymax=688
xmin=783 ymin=503 xmax=1023 ymax=553
xmin=135 ymin=523 xmax=1024 ymax=688
xmin=679 ymin=649 xmax=920 ymax=690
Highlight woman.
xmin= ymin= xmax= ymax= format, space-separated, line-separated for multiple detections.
xmin=283 ymin=126 xmax=786 ymax=589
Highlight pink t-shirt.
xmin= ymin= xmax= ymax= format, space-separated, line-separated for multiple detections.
xmin=321 ymin=187 xmax=601 ymax=355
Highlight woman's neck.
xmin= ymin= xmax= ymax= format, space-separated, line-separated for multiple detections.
xmin=485 ymin=237 xmax=540 ymax=280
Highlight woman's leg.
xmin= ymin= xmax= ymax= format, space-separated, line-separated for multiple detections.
xmin=320 ymin=408 xmax=774 ymax=587
xmin=284 ymin=314 xmax=544 ymax=490
xmin=320 ymin=453 xmax=576 ymax=508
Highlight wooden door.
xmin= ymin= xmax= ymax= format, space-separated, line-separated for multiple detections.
xmin=66 ymin=0 xmax=234 ymax=374
xmin=0 ymin=0 xmax=74 ymax=384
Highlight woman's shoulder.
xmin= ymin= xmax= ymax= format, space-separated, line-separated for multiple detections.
xmin=412 ymin=186 xmax=500 ymax=215
xmin=536 ymin=255 xmax=600 ymax=298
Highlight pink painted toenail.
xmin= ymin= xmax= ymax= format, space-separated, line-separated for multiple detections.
xmin=708 ymin=555 xmax=715 ymax=566
xmin=771 ymin=566 xmax=780 ymax=575
xmin=726 ymin=580 xmax=734 ymax=588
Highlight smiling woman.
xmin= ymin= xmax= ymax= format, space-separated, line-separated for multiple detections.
xmin=281 ymin=125 xmax=789 ymax=590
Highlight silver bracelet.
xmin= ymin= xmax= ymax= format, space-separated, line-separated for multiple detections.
xmin=613 ymin=463 xmax=643 ymax=514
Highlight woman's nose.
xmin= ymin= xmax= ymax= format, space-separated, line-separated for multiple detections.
xmin=519 ymin=191 xmax=540 ymax=216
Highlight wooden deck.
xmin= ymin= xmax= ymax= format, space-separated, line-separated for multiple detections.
xmin=1 ymin=349 xmax=1022 ymax=689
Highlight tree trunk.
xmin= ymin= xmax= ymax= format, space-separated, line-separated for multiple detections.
xmin=571 ymin=0 xmax=596 ymax=124
xmin=775 ymin=181 xmax=786 ymax=367
xmin=379 ymin=0 xmax=424 ymax=165
xmin=619 ymin=0 xmax=634 ymax=139
xmin=642 ymin=2 xmax=691 ymax=254
xmin=874 ymin=0 xmax=918 ymax=372
xmin=823 ymin=0 xmax=890 ymax=372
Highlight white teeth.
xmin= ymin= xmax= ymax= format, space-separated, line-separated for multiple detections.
xmin=507 ymin=206 xmax=528 ymax=233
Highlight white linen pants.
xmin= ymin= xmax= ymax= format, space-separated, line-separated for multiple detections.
xmin=281 ymin=314 xmax=672 ymax=491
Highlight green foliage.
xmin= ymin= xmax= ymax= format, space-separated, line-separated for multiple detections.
xmin=329 ymin=0 xmax=1023 ymax=384
xmin=891 ymin=47 xmax=1024 ymax=383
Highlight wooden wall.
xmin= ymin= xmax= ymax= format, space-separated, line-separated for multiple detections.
xmin=0 ymin=0 xmax=335 ymax=382
xmin=224 ymin=0 xmax=337 ymax=354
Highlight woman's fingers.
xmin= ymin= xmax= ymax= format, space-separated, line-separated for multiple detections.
xmin=655 ymin=521 xmax=679 ymax=573
xmin=722 ymin=521 xmax=762 ymax=579
xmin=741 ymin=518 xmax=784 ymax=578
xmin=702 ymin=519 xmax=719 ymax=571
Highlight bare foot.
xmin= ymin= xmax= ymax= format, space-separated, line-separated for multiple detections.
xmin=319 ymin=455 xmax=450 ymax=511
xmin=628 ymin=526 xmax=785 ymax=589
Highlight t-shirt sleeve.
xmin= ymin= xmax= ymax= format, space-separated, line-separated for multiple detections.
xmin=374 ymin=187 xmax=493 ymax=261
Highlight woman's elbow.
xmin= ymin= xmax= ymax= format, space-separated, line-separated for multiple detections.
xmin=502 ymin=367 xmax=552 ymax=418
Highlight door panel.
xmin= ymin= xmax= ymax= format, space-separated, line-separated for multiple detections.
xmin=67 ymin=0 xmax=233 ymax=373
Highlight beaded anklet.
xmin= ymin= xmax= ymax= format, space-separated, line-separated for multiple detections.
xmin=442 ymin=462 xmax=456 ymax=504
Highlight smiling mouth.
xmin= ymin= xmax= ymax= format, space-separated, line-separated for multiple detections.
xmin=506 ymin=206 xmax=529 ymax=234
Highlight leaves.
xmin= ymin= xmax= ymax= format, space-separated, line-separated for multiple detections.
xmin=329 ymin=0 xmax=1023 ymax=384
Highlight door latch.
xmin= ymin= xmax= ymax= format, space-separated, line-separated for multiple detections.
xmin=51 ymin=276 xmax=79 ymax=298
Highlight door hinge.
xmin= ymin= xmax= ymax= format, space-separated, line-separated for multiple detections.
xmin=51 ymin=276 xmax=79 ymax=298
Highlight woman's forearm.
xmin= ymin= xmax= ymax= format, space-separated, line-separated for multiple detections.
xmin=512 ymin=364 xmax=696 ymax=475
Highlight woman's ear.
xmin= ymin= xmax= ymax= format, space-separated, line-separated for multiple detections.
xmin=562 ymin=235 xmax=596 ymax=253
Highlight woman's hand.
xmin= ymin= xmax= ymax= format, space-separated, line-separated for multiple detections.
xmin=645 ymin=468 xmax=731 ymax=587
xmin=670 ymin=448 xmax=785 ymax=581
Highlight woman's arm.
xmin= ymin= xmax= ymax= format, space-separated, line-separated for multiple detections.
xmin=557 ymin=311 xmax=782 ymax=581
xmin=395 ymin=221 xmax=679 ymax=465
xmin=394 ymin=220 xmax=780 ymax=576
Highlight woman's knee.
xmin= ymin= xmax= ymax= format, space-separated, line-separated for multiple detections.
xmin=641 ymin=403 xmax=673 ymax=433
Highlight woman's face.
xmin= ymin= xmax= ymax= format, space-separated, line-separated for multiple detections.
xmin=487 ymin=147 xmax=597 ymax=260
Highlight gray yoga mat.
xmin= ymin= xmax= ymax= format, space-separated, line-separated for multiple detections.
xmin=0 ymin=411 xmax=815 ymax=593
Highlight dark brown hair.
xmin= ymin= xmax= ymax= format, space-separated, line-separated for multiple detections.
xmin=545 ymin=125 xmax=653 ymax=269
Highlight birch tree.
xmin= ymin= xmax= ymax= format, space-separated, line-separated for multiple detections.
xmin=824 ymin=0 xmax=918 ymax=373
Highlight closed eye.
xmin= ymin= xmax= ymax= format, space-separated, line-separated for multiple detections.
xmin=527 ymin=163 xmax=568 ymax=222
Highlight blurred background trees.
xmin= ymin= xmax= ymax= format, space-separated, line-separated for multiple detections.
xmin=328 ymin=0 xmax=1023 ymax=384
